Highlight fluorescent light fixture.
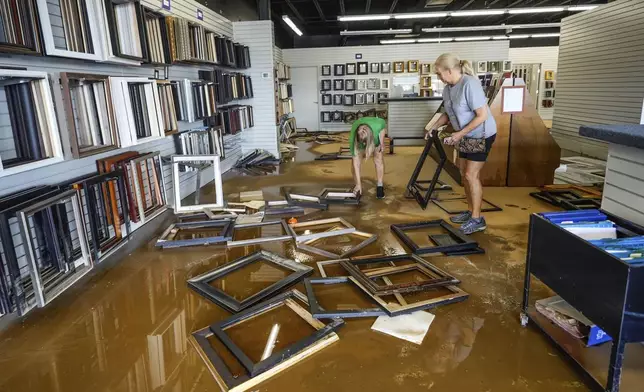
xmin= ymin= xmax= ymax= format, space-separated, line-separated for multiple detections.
xmin=422 ymin=23 xmax=560 ymax=33
xmin=340 ymin=29 xmax=412 ymax=36
xmin=393 ymin=12 xmax=447 ymax=19
xmin=454 ymin=36 xmax=491 ymax=41
xmin=417 ymin=38 xmax=452 ymax=43
xmin=531 ymin=33 xmax=561 ymax=38
xmin=451 ymin=10 xmax=505 ymax=17
xmin=338 ymin=14 xmax=391 ymax=21
xmin=282 ymin=15 xmax=303 ymax=36
xmin=492 ymin=36 xmax=508 ymax=40
xmin=508 ymin=7 xmax=564 ymax=14
xmin=380 ymin=39 xmax=416 ymax=44
xmin=568 ymin=5 xmax=598 ymax=11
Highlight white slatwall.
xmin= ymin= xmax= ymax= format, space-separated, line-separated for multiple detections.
xmin=388 ymin=100 xmax=442 ymax=144
xmin=0 ymin=0 xmax=237 ymax=202
xmin=233 ymin=21 xmax=279 ymax=157
xmin=508 ymin=46 xmax=559 ymax=121
xmin=274 ymin=46 xmax=283 ymax=64
xmin=551 ymin=0 xmax=644 ymax=159
xmin=283 ymin=41 xmax=509 ymax=133
xmin=602 ymin=144 xmax=644 ymax=227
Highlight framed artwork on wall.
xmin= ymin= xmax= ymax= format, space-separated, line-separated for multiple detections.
xmin=333 ymin=94 xmax=343 ymax=105
xmin=381 ymin=62 xmax=391 ymax=73
xmin=370 ymin=63 xmax=379 ymax=73
xmin=321 ymin=65 xmax=331 ymax=76
xmin=333 ymin=79 xmax=344 ymax=90
xmin=357 ymin=79 xmax=367 ymax=91
xmin=393 ymin=61 xmax=404 ymax=73
xmin=421 ymin=63 xmax=432 ymax=75
xmin=345 ymin=79 xmax=356 ymax=91
xmin=357 ymin=62 xmax=368 ymax=75
xmin=408 ymin=60 xmax=419 ymax=73
xmin=334 ymin=64 xmax=345 ymax=76
xmin=355 ymin=93 xmax=365 ymax=105
xmin=321 ymin=79 xmax=331 ymax=91
xmin=346 ymin=63 xmax=356 ymax=75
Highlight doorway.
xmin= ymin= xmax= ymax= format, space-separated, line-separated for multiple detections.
xmin=512 ymin=63 xmax=541 ymax=109
xmin=290 ymin=66 xmax=319 ymax=132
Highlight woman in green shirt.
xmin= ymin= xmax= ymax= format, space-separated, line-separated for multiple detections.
xmin=349 ymin=117 xmax=387 ymax=199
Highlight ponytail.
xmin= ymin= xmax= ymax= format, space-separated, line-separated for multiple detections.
xmin=460 ymin=59 xmax=475 ymax=76
xmin=435 ymin=53 xmax=475 ymax=76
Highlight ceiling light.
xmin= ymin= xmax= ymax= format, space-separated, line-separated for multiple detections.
xmin=393 ymin=12 xmax=447 ymax=19
xmin=508 ymin=7 xmax=564 ymax=14
xmin=422 ymin=23 xmax=560 ymax=33
xmin=531 ymin=33 xmax=561 ymax=38
xmin=282 ymin=15 xmax=303 ymax=36
xmin=567 ymin=5 xmax=597 ymax=11
xmin=417 ymin=38 xmax=452 ymax=43
xmin=340 ymin=29 xmax=412 ymax=36
xmin=380 ymin=39 xmax=416 ymax=44
xmin=454 ymin=36 xmax=491 ymax=41
xmin=492 ymin=36 xmax=508 ymax=40
xmin=450 ymin=10 xmax=505 ymax=17
xmin=338 ymin=14 xmax=391 ymax=21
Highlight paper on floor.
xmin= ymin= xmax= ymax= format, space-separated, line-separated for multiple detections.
xmin=371 ymin=311 xmax=435 ymax=345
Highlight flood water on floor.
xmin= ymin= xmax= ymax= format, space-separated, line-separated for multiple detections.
xmin=1 ymin=140 xmax=642 ymax=391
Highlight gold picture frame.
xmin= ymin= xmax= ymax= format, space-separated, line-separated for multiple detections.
xmin=393 ymin=61 xmax=404 ymax=73
xmin=407 ymin=60 xmax=419 ymax=73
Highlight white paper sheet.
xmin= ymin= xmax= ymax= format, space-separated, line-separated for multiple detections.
xmin=371 ymin=311 xmax=435 ymax=345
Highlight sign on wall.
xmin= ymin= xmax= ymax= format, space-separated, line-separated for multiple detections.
xmin=162 ymin=0 xmax=171 ymax=10
xmin=197 ymin=9 xmax=204 ymax=20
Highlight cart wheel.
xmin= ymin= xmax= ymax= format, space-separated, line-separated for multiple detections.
xmin=520 ymin=312 xmax=529 ymax=327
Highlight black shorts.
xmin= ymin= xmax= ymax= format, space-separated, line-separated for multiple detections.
xmin=458 ymin=134 xmax=496 ymax=162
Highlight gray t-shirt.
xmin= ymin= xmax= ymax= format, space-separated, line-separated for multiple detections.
xmin=443 ymin=75 xmax=497 ymax=139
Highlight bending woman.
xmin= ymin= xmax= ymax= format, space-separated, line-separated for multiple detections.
xmin=425 ymin=53 xmax=497 ymax=234
xmin=349 ymin=116 xmax=387 ymax=199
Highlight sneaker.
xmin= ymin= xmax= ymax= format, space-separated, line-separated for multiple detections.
xmin=450 ymin=211 xmax=472 ymax=224
xmin=376 ymin=186 xmax=385 ymax=199
xmin=460 ymin=217 xmax=487 ymax=235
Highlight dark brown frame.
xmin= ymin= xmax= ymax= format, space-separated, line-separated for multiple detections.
xmin=0 ymin=0 xmax=43 ymax=55
xmin=390 ymin=220 xmax=479 ymax=255
xmin=304 ymin=276 xmax=387 ymax=319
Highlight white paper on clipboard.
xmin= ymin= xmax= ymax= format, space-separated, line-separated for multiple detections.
xmin=502 ymin=86 xmax=525 ymax=113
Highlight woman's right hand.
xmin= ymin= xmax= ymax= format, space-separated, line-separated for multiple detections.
xmin=353 ymin=185 xmax=362 ymax=196
xmin=424 ymin=128 xmax=434 ymax=140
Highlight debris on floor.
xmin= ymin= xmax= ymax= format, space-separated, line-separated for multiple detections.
xmin=371 ymin=310 xmax=436 ymax=345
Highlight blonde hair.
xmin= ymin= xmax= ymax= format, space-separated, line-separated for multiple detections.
xmin=435 ymin=53 xmax=475 ymax=76
xmin=355 ymin=125 xmax=376 ymax=160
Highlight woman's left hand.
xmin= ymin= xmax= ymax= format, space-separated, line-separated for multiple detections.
xmin=444 ymin=132 xmax=465 ymax=145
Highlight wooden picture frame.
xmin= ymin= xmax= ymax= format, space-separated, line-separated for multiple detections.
xmin=407 ymin=60 xmax=419 ymax=73
xmin=287 ymin=217 xmax=356 ymax=243
xmin=0 ymin=0 xmax=43 ymax=55
xmin=156 ymin=219 xmax=234 ymax=248
xmin=129 ymin=152 xmax=167 ymax=223
xmin=346 ymin=63 xmax=356 ymax=75
xmin=187 ymin=250 xmax=312 ymax=313
xmin=296 ymin=230 xmax=377 ymax=259
xmin=501 ymin=85 xmax=526 ymax=114
xmin=345 ymin=79 xmax=356 ymax=91
xmin=304 ymin=277 xmax=387 ymax=319
xmin=226 ymin=220 xmax=293 ymax=248
xmin=381 ymin=62 xmax=391 ymax=73
xmin=393 ymin=61 xmax=404 ymax=73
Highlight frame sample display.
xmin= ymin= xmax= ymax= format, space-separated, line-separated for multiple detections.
xmin=226 ymin=220 xmax=293 ymax=248
xmin=319 ymin=188 xmax=361 ymax=205
xmin=156 ymin=80 xmax=179 ymax=135
xmin=357 ymin=79 xmax=367 ymax=91
xmin=191 ymin=290 xmax=341 ymax=392
xmin=128 ymin=152 xmax=167 ymax=223
xmin=320 ymin=80 xmax=331 ymax=91
xmin=172 ymin=155 xmax=224 ymax=213
xmin=408 ymin=60 xmax=419 ymax=73
xmin=390 ymin=220 xmax=478 ymax=255
xmin=156 ymin=219 xmax=233 ymax=248
xmin=333 ymin=79 xmax=344 ymax=91
xmin=142 ymin=7 xmax=171 ymax=65
xmin=334 ymin=64 xmax=345 ymax=76
xmin=357 ymin=62 xmax=368 ymax=75
xmin=16 ymin=189 xmax=92 ymax=308
xmin=297 ymin=231 xmax=377 ymax=259
xmin=103 ymin=0 xmax=147 ymax=61
xmin=340 ymin=253 xmax=460 ymax=295
xmin=346 ymin=63 xmax=356 ymax=75
xmin=304 ymin=277 xmax=387 ymax=319
xmin=365 ymin=93 xmax=375 ymax=104
xmin=406 ymin=131 xmax=446 ymax=209
xmin=264 ymin=200 xmax=306 ymax=216
xmin=333 ymin=94 xmax=343 ymax=105
xmin=61 ymin=73 xmax=120 ymax=158
xmin=321 ymin=94 xmax=332 ymax=105
xmin=345 ymin=79 xmax=356 ymax=91
xmin=321 ymin=65 xmax=331 ymax=76
xmin=355 ymin=93 xmax=365 ymax=105
xmin=0 ymin=0 xmax=42 ymax=55
xmin=381 ymin=62 xmax=391 ymax=73
xmin=287 ymin=217 xmax=356 ymax=242
xmin=284 ymin=191 xmax=328 ymax=210
xmin=187 ymin=250 xmax=313 ymax=312
xmin=344 ymin=94 xmax=354 ymax=106
xmin=393 ymin=61 xmax=404 ymax=73
xmin=370 ymin=63 xmax=380 ymax=73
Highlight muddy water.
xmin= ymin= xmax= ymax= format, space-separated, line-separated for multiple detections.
xmin=1 ymin=141 xmax=642 ymax=391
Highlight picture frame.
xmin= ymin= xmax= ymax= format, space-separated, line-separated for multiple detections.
xmin=321 ymin=111 xmax=331 ymax=122
xmin=370 ymin=63 xmax=380 ymax=73
xmin=334 ymin=64 xmax=345 ymax=76
xmin=156 ymin=219 xmax=234 ymax=248
xmin=345 ymin=79 xmax=356 ymax=91
xmin=346 ymin=63 xmax=356 ymax=75
xmin=367 ymin=78 xmax=380 ymax=90
xmin=407 ymin=60 xmax=419 ymax=73
xmin=357 ymin=61 xmax=368 ymax=75
xmin=487 ymin=61 xmax=501 ymax=73
xmin=332 ymin=110 xmax=343 ymax=122
xmin=321 ymin=65 xmax=331 ymax=76
xmin=503 ymin=60 xmax=512 ymax=72
xmin=322 ymin=94 xmax=332 ymax=105
xmin=545 ymin=70 xmax=555 ymax=80
xmin=304 ymin=277 xmax=387 ymax=319
xmin=421 ymin=63 xmax=432 ymax=75
xmin=172 ymin=155 xmax=224 ymax=213
xmin=318 ymin=188 xmax=361 ymax=205
xmin=286 ymin=217 xmax=356 ymax=243
xmin=377 ymin=92 xmax=389 ymax=103
xmin=406 ymin=131 xmax=446 ymax=209
xmin=226 ymin=220 xmax=293 ymax=248
xmin=393 ymin=61 xmax=404 ymax=73
xmin=284 ymin=190 xmax=329 ymax=210
xmin=477 ymin=61 xmax=487 ymax=73
xmin=381 ymin=62 xmax=391 ymax=73
xmin=333 ymin=79 xmax=344 ymax=90
xmin=390 ymin=220 xmax=479 ymax=255
xmin=380 ymin=79 xmax=390 ymax=90
xmin=297 ymin=230 xmax=376 ymax=259
xmin=365 ymin=93 xmax=375 ymax=104
xmin=357 ymin=79 xmax=367 ymax=91
xmin=355 ymin=93 xmax=365 ymax=105
xmin=334 ymin=94 xmax=343 ymax=105
xmin=344 ymin=94 xmax=354 ymax=106
xmin=321 ymin=79 xmax=331 ymax=91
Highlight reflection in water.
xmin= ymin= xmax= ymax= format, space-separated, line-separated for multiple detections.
xmin=431 ymin=317 xmax=485 ymax=375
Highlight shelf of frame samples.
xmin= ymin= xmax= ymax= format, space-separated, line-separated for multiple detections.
xmin=0 ymin=0 xmax=254 ymax=178
xmin=276 ymin=61 xmax=293 ymax=122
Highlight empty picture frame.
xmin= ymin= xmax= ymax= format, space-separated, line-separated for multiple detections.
xmin=380 ymin=79 xmax=390 ymax=90
xmin=381 ymin=62 xmax=391 ymax=73
xmin=340 ymin=253 xmax=460 ymax=295
xmin=172 ymin=155 xmax=224 ymax=213
xmin=187 ymin=250 xmax=313 ymax=313
xmin=190 ymin=290 xmax=341 ymax=392
xmin=321 ymin=65 xmax=331 ymax=76
xmin=304 ymin=277 xmax=387 ymax=319
xmin=208 ymin=289 xmax=343 ymax=377
xmin=406 ymin=131 xmax=446 ymax=209
xmin=320 ymin=111 xmax=331 ymax=122
xmin=264 ymin=200 xmax=306 ymax=216
xmin=333 ymin=94 xmax=343 ymax=105
xmin=431 ymin=195 xmax=502 ymax=214
xmin=287 ymin=217 xmax=355 ymax=243
xmin=334 ymin=64 xmax=345 ymax=76
xmin=226 ymin=220 xmax=293 ymax=248
xmin=345 ymin=79 xmax=356 ymax=91
xmin=357 ymin=79 xmax=367 ymax=91
xmin=156 ymin=219 xmax=233 ymax=248
xmin=284 ymin=192 xmax=328 ymax=210
xmin=370 ymin=63 xmax=379 ymax=73
xmin=344 ymin=94 xmax=354 ymax=106
xmin=421 ymin=63 xmax=432 ymax=75
xmin=390 ymin=220 xmax=478 ymax=255
xmin=408 ymin=60 xmax=419 ymax=73
xmin=103 ymin=0 xmax=148 ymax=61
xmin=333 ymin=79 xmax=344 ymax=91
xmin=357 ymin=62 xmax=368 ymax=75
xmin=297 ymin=230 xmax=377 ymax=259
xmin=346 ymin=63 xmax=356 ymax=75
xmin=367 ymin=78 xmax=379 ymax=90
xmin=322 ymin=94 xmax=332 ymax=105
xmin=355 ymin=93 xmax=365 ymax=105
xmin=321 ymin=79 xmax=331 ymax=91
xmin=393 ymin=61 xmax=404 ymax=73
xmin=319 ymin=188 xmax=361 ymax=205
xmin=477 ymin=61 xmax=487 ymax=73
xmin=365 ymin=93 xmax=375 ymax=104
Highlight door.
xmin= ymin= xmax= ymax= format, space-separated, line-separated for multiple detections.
xmin=512 ymin=63 xmax=541 ymax=109
xmin=290 ymin=66 xmax=319 ymax=132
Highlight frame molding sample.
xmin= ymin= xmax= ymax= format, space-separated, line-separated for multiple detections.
xmin=340 ymin=253 xmax=460 ymax=295
xmin=226 ymin=220 xmax=293 ymax=248
xmin=263 ymin=200 xmax=305 ymax=217
xmin=297 ymin=231 xmax=377 ymax=259
xmin=406 ymin=131 xmax=446 ymax=210
xmin=284 ymin=192 xmax=328 ymax=210
xmin=172 ymin=155 xmax=224 ymax=213
xmin=191 ymin=290 xmax=342 ymax=389
xmin=391 ymin=220 xmax=479 ymax=255
xmin=129 ymin=152 xmax=167 ymax=224
xmin=156 ymin=219 xmax=233 ymax=248
xmin=0 ymin=0 xmax=43 ymax=55
xmin=35 ymin=0 xmax=103 ymax=61
xmin=287 ymin=217 xmax=356 ymax=243
xmin=187 ymin=250 xmax=313 ymax=312
xmin=103 ymin=0 xmax=148 ymax=62
xmin=431 ymin=194 xmax=502 ymax=214
xmin=318 ymin=188 xmax=361 ymax=205
xmin=304 ymin=277 xmax=387 ymax=319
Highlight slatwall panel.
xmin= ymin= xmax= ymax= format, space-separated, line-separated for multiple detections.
xmin=508 ymin=46 xmax=559 ymax=121
xmin=602 ymin=144 xmax=644 ymax=227
xmin=0 ymin=88 xmax=17 ymax=160
xmin=283 ymin=41 xmax=509 ymax=133
xmin=0 ymin=0 xmax=237 ymax=202
xmin=388 ymin=101 xmax=442 ymax=144
xmin=274 ymin=46 xmax=283 ymax=65
xmin=45 ymin=0 xmax=67 ymax=50
xmin=233 ymin=21 xmax=279 ymax=157
xmin=552 ymin=0 xmax=644 ymax=159
xmin=140 ymin=0 xmax=233 ymax=37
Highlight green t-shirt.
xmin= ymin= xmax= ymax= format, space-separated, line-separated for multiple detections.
xmin=349 ymin=117 xmax=387 ymax=156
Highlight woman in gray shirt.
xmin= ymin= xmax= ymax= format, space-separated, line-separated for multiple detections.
xmin=425 ymin=53 xmax=497 ymax=234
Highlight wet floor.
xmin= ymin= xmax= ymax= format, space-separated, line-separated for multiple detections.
xmin=0 ymin=140 xmax=642 ymax=391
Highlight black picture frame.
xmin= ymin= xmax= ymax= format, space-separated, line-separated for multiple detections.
xmin=334 ymin=64 xmax=345 ymax=76
xmin=321 ymin=111 xmax=331 ymax=122
xmin=283 ymin=189 xmax=329 ymax=210
xmin=321 ymin=94 xmax=332 ymax=105
xmin=406 ymin=130 xmax=446 ymax=209
xmin=321 ymin=65 xmax=331 ymax=76
xmin=370 ymin=63 xmax=379 ymax=73
xmin=210 ymin=290 xmax=344 ymax=377
xmin=431 ymin=195 xmax=503 ymax=214
xmin=156 ymin=220 xmax=234 ymax=248
xmin=187 ymin=250 xmax=313 ymax=312
xmin=333 ymin=79 xmax=344 ymax=91
xmin=346 ymin=63 xmax=356 ymax=75
xmin=390 ymin=220 xmax=479 ymax=255
xmin=104 ymin=0 xmax=149 ymax=62
xmin=263 ymin=200 xmax=306 ymax=216
xmin=345 ymin=79 xmax=356 ymax=91
xmin=365 ymin=93 xmax=375 ymax=104
xmin=381 ymin=62 xmax=391 ymax=73
xmin=333 ymin=94 xmax=343 ymax=105
xmin=355 ymin=93 xmax=365 ymax=105
xmin=357 ymin=62 xmax=368 ymax=75
xmin=377 ymin=92 xmax=389 ymax=103
xmin=344 ymin=94 xmax=354 ymax=106
xmin=304 ymin=277 xmax=387 ymax=319
xmin=321 ymin=79 xmax=331 ymax=91
xmin=332 ymin=111 xmax=343 ymax=122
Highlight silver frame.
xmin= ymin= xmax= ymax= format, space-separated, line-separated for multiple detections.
xmin=17 ymin=189 xmax=92 ymax=307
xmin=227 ymin=220 xmax=293 ymax=248
xmin=287 ymin=217 xmax=356 ymax=243
xmin=172 ymin=155 xmax=224 ymax=213
xmin=297 ymin=230 xmax=377 ymax=259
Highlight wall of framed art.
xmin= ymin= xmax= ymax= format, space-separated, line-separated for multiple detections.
xmin=283 ymin=41 xmax=509 ymax=132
